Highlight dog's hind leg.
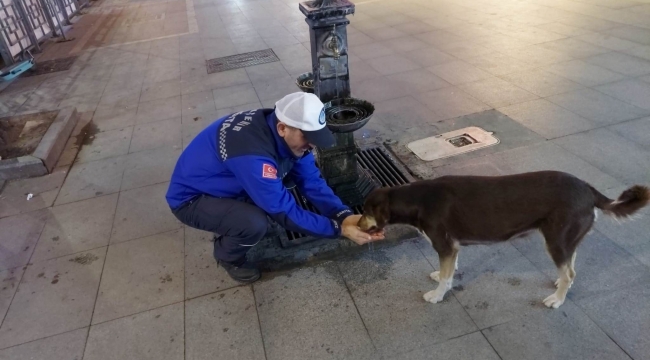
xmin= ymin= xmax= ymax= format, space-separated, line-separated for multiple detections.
xmin=423 ymin=229 xmax=459 ymax=303
xmin=542 ymin=212 xmax=592 ymax=309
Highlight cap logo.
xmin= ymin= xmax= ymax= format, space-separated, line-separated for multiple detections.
xmin=262 ymin=164 xmax=277 ymax=179
xmin=318 ymin=108 xmax=326 ymax=126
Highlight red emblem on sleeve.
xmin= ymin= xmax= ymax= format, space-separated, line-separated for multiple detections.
xmin=262 ymin=164 xmax=277 ymax=179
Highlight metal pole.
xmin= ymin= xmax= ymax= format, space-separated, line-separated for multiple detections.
xmin=13 ymin=0 xmax=41 ymax=52
xmin=53 ymin=0 xmax=69 ymax=25
xmin=37 ymin=0 xmax=58 ymax=37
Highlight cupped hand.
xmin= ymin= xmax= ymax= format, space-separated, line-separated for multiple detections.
xmin=341 ymin=215 xmax=386 ymax=245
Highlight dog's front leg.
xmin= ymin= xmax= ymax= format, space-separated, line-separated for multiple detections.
xmin=424 ymin=251 xmax=458 ymax=304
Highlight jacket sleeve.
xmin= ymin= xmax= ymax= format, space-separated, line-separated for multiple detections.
xmin=223 ymin=155 xmax=343 ymax=238
xmin=289 ymin=152 xmax=353 ymax=223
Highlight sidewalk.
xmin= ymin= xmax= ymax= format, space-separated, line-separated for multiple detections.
xmin=1 ymin=0 xmax=650 ymax=359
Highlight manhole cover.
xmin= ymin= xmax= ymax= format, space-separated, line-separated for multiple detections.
xmin=206 ymin=49 xmax=279 ymax=74
xmin=23 ymin=56 xmax=77 ymax=77
xmin=0 ymin=111 xmax=59 ymax=159
xmin=407 ymin=126 xmax=500 ymax=161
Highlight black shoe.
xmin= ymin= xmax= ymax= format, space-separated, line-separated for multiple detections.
xmin=218 ymin=260 xmax=261 ymax=283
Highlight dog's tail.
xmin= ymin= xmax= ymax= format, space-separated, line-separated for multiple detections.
xmin=591 ymin=185 xmax=650 ymax=218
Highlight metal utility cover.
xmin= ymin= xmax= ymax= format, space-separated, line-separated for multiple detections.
xmin=206 ymin=49 xmax=279 ymax=74
xmin=407 ymin=126 xmax=499 ymax=161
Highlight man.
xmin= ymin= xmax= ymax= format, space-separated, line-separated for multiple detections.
xmin=166 ymin=92 xmax=384 ymax=283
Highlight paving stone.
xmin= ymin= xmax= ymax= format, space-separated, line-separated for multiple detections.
xmin=185 ymin=287 xmax=264 ymax=360
xmin=110 ymin=182 xmax=182 ymax=244
xmin=139 ymin=79 xmax=182 ymax=103
xmin=543 ymin=60 xmax=627 ymax=87
xmin=393 ymin=331 xmax=500 ymax=360
xmin=0 ymin=328 xmax=87 ymax=360
xmin=385 ymin=69 xmax=452 ymax=94
xmin=136 ymin=96 xmax=182 ymax=124
xmin=512 ymin=230 xmax=650 ymax=302
xmin=464 ymin=52 xmax=535 ymax=76
xmin=547 ymin=88 xmax=650 ymax=126
xmin=0 ymin=266 xmax=24 ymax=323
xmin=0 ymin=210 xmax=48 ymax=271
xmin=253 ymin=75 xmax=299 ymax=103
xmin=184 ymin=227 xmax=241 ymax=299
xmin=553 ymin=127 xmax=650 ymax=184
xmin=254 ymin=262 xmax=378 ymax=360
xmin=75 ymin=126 xmax=133 ymax=164
xmin=413 ymin=87 xmax=491 ymax=122
xmin=596 ymin=79 xmax=650 ymax=111
xmin=340 ymin=241 xmax=478 ymax=357
xmin=92 ymin=103 xmax=138 ymax=133
xmin=84 ymin=303 xmax=183 ymax=360
xmin=129 ymin=118 xmax=182 ymax=153
xmin=604 ymin=25 xmax=650 ymax=46
xmin=537 ymin=38 xmax=610 ymax=59
xmin=403 ymin=47 xmax=456 ymax=67
xmin=607 ymin=116 xmax=650 ymax=151
xmin=459 ymin=77 xmax=538 ymax=108
xmin=499 ymin=99 xmax=596 ymax=139
xmin=381 ymin=36 xmax=429 ymax=53
xmin=352 ymin=76 xmax=411 ymax=103
xmin=213 ymin=83 xmax=260 ymax=110
xmin=93 ymin=229 xmax=184 ymax=324
xmin=577 ymin=282 xmax=650 ymax=360
xmin=0 ymin=168 xmax=66 ymax=218
xmin=349 ymin=42 xmax=395 ymax=60
xmin=181 ymin=91 xmax=217 ymax=119
xmin=55 ymin=156 xmax=126 ymax=206
xmin=427 ymin=60 xmax=495 ymax=85
xmin=366 ymin=54 xmax=421 ymax=75
xmin=499 ymin=69 xmax=584 ymax=97
xmin=245 ymin=62 xmax=290 ymax=86
xmin=0 ymin=247 xmax=105 ymax=349
xmin=121 ymin=146 xmax=180 ymax=191
xmin=372 ymin=96 xmax=438 ymax=131
xmin=32 ymin=194 xmax=118 ymax=263
xmin=482 ymin=300 xmax=630 ymax=360
xmin=586 ymin=52 xmax=650 ymax=76
xmin=575 ymin=32 xmax=639 ymax=51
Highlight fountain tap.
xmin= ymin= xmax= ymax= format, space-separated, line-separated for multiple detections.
xmin=326 ymin=26 xmax=340 ymax=59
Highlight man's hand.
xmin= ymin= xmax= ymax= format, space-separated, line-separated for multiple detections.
xmin=341 ymin=215 xmax=385 ymax=245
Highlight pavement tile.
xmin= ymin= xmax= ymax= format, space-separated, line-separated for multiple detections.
xmin=0 ymin=210 xmax=48 ymax=271
xmin=84 ymin=303 xmax=183 ymax=360
xmin=339 ymin=241 xmax=477 ymax=357
xmin=499 ymin=99 xmax=595 ymax=139
xmin=482 ymin=300 xmax=630 ymax=360
xmin=110 ymin=182 xmax=182 ymax=244
xmin=93 ymin=229 xmax=184 ymax=324
xmin=547 ymin=88 xmax=650 ymax=126
xmin=32 ymin=194 xmax=118 ymax=263
xmin=0 ymin=247 xmax=105 ymax=349
xmin=0 ymin=328 xmax=87 ymax=360
xmin=55 ymin=156 xmax=126 ymax=206
xmin=185 ymin=287 xmax=265 ymax=360
xmin=184 ymin=227 xmax=241 ymax=300
xmin=254 ymin=262 xmax=378 ymax=360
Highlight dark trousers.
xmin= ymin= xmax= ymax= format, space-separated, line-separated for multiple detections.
xmin=172 ymin=195 xmax=269 ymax=264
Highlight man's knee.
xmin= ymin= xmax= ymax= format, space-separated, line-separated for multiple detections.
xmin=241 ymin=210 xmax=268 ymax=244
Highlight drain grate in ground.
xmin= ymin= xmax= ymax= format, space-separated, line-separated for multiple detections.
xmin=23 ymin=56 xmax=77 ymax=77
xmin=283 ymin=145 xmax=411 ymax=244
xmin=206 ymin=49 xmax=279 ymax=74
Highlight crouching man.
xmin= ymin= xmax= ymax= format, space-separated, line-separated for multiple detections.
xmin=166 ymin=92 xmax=384 ymax=283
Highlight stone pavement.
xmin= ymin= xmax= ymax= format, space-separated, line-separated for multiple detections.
xmin=1 ymin=0 xmax=650 ymax=359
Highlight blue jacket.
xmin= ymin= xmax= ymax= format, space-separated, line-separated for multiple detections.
xmin=166 ymin=108 xmax=353 ymax=238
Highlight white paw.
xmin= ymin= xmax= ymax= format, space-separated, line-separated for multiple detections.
xmin=430 ymin=271 xmax=440 ymax=282
xmin=423 ymin=290 xmax=445 ymax=303
xmin=543 ymin=293 xmax=565 ymax=309
xmin=555 ymin=278 xmax=573 ymax=289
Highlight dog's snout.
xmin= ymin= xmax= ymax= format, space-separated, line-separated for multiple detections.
xmin=358 ymin=215 xmax=377 ymax=232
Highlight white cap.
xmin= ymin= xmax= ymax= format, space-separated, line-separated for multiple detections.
xmin=275 ymin=92 xmax=335 ymax=148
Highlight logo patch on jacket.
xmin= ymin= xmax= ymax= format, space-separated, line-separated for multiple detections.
xmin=262 ymin=164 xmax=278 ymax=179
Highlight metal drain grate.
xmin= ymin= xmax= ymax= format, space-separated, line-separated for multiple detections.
xmin=206 ymin=49 xmax=279 ymax=74
xmin=23 ymin=57 xmax=77 ymax=77
xmin=282 ymin=145 xmax=411 ymax=245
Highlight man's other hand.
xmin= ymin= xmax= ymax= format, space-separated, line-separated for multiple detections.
xmin=341 ymin=215 xmax=385 ymax=245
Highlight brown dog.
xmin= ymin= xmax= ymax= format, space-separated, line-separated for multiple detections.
xmin=357 ymin=171 xmax=649 ymax=309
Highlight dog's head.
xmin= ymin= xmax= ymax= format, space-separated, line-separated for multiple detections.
xmin=358 ymin=188 xmax=391 ymax=234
